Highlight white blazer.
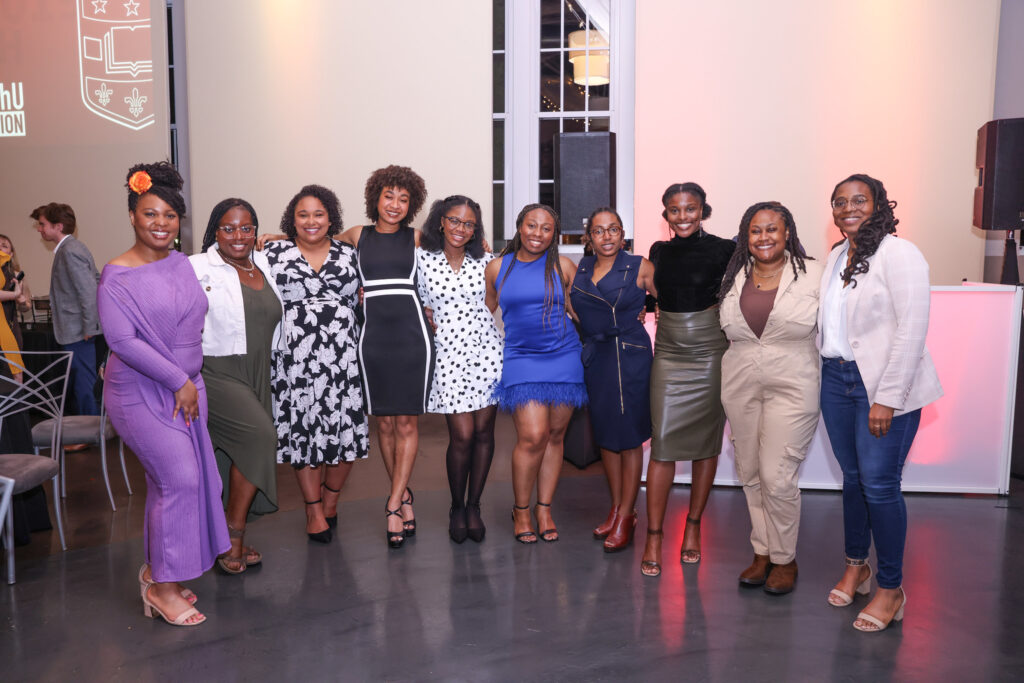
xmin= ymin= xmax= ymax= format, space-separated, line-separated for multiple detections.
xmin=817 ymin=234 xmax=943 ymax=415
xmin=189 ymin=245 xmax=284 ymax=356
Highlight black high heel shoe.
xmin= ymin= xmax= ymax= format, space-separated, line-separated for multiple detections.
xmin=401 ymin=487 xmax=416 ymax=536
xmin=449 ymin=506 xmax=468 ymax=544
xmin=322 ymin=483 xmax=340 ymax=529
xmin=466 ymin=502 xmax=485 ymax=543
xmin=535 ymin=501 xmax=559 ymax=543
xmin=385 ymin=502 xmax=405 ymax=549
xmin=304 ymin=499 xmax=332 ymax=544
xmin=512 ymin=504 xmax=537 ymax=544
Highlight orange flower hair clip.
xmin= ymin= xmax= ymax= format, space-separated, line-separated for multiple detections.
xmin=128 ymin=170 xmax=153 ymax=195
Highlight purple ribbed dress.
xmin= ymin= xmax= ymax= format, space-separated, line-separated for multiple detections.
xmin=97 ymin=251 xmax=230 ymax=583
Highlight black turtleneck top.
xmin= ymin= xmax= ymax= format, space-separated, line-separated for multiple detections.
xmin=649 ymin=232 xmax=735 ymax=312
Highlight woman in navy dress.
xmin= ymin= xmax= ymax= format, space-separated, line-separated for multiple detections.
xmin=485 ymin=204 xmax=586 ymax=543
xmin=570 ymin=207 xmax=657 ymax=553
xmin=340 ymin=165 xmax=434 ymax=549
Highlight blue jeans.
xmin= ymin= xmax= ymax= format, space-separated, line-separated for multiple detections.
xmin=820 ymin=358 xmax=921 ymax=589
xmin=63 ymin=338 xmax=98 ymax=416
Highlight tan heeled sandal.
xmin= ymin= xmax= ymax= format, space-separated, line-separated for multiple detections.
xmin=142 ymin=583 xmax=206 ymax=627
xmin=138 ymin=563 xmax=197 ymax=605
xmin=828 ymin=557 xmax=872 ymax=607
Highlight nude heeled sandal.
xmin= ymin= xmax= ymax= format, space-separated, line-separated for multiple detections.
xmin=827 ymin=558 xmax=872 ymax=607
xmin=854 ymin=588 xmax=906 ymax=632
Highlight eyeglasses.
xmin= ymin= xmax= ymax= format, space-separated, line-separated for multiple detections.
xmin=218 ymin=225 xmax=256 ymax=236
xmin=590 ymin=226 xmax=623 ymax=238
xmin=443 ymin=215 xmax=477 ymax=232
xmin=830 ymin=196 xmax=870 ymax=211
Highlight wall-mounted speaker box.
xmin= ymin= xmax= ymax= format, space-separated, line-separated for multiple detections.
xmin=554 ymin=132 xmax=616 ymax=235
xmin=974 ymin=118 xmax=1024 ymax=230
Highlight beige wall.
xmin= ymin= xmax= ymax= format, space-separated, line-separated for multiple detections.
xmin=0 ymin=0 xmax=170 ymax=294
xmin=183 ymin=1 xmax=492 ymax=250
xmin=633 ymin=0 xmax=1000 ymax=285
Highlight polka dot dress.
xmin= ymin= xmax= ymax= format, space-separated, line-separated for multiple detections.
xmin=416 ymin=248 xmax=503 ymax=414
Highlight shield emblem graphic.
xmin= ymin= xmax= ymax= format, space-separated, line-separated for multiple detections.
xmin=76 ymin=0 xmax=154 ymax=131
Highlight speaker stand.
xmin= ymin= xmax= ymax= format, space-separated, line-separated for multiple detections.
xmin=1001 ymin=230 xmax=1020 ymax=286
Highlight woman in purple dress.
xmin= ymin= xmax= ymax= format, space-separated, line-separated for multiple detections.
xmin=98 ymin=161 xmax=229 ymax=627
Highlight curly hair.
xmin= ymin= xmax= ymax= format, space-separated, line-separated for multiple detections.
xmin=279 ymin=184 xmax=343 ymax=239
xmin=200 ymin=198 xmax=259 ymax=252
xmin=661 ymin=182 xmax=713 ymax=221
xmin=832 ymin=174 xmax=899 ymax=288
xmin=420 ymin=195 xmax=486 ymax=259
xmin=126 ymin=160 xmax=186 ymax=217
xmin=582 ymin=206 xmax=625 ymax=256
xmin=718 ymin=201 xmax=813 ymax=302
xmin=364 ymin=165 xmax=427 ymax=227
xmin=498 ymin=204 xmax=567 ymax=330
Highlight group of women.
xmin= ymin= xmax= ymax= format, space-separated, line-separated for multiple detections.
xmin=98 ymin=160 xmax=939 ymax=635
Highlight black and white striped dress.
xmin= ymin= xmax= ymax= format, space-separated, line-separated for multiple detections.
xmin=356 ymin=225 xmax=435 ymax=415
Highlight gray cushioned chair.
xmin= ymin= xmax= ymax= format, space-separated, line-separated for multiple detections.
xmin=0 ymin=351 xmax=72 ymax=584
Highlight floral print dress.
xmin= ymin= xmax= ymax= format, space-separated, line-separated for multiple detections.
xmin=263 ymin=239 xmax=369 ymax=466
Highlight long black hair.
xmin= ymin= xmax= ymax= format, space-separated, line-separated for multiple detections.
xmin=420 ymin=195 xmax=485 ymax=259
xmin=497 ymin=203 xmax=567 ymax=329
xmin=201 ymin=198 xmax=259 ymax=251
xmin=832 ymin=173 xmax=899 ymax=287
xmin=718 ymin=201 xmax=812 ymax=302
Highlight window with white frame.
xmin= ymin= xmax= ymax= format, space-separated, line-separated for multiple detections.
xmin=494 ymin=0 xmax=635 ymax=249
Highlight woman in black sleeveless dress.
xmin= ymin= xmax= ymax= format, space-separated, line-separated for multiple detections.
xmin=341 ymin=165 xmax=434 ymax=549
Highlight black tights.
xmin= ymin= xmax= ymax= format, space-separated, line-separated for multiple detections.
xmin=445 ymin=406 xmax=498 ymax=517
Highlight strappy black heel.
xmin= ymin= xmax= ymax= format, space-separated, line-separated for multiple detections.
xmin=401 ymin=487 xmax=416 ymax=536
xmin=322 ymin=483 xmax=341 ymax=529
xmin=385 ymin=502 xmax=405 ymax=549
xmin=304 ymin=499 xmax=332 ymax=544
xmin=535 ymin=501 xmax=558 ymax=543
xmin=512 ymin=504 xmax=537 ymax=544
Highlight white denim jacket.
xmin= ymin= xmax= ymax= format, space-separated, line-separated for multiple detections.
xmin=189 ymin=245 xmax=284 ymax=356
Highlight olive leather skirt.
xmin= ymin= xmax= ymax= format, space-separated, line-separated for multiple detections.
xmin=650 ymin=307 xmax=728 ymax=462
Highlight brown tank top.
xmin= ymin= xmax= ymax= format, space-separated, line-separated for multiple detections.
xmin=740 ymin=276 xmax=777 ymax=338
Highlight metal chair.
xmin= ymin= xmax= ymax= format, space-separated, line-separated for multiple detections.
xmin=0 ymin=351 xmax=72 ymax=584
xmin=30 ymin=296 xmax=51 ymax=324
xmin=0 ymin=475 xmax=14 ymax=585
xmin=32 ymin=392 xmax=132 ymax=510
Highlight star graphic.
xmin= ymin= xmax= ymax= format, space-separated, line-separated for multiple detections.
xmin=123 ymin=0 xmax=139 ymax=17
xmin=91 ymin=0 xmax=107 ymax=13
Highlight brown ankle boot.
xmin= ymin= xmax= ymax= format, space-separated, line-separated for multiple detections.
xmin=764 ymin=560 xmax=798 ymax=595
xmin=593 ymin=507 xmax=618 ymax=539
xmin=738 ymin=554 xmax=772 ymax=586
xmin=603 ymin=511 xmax=637 ymax=553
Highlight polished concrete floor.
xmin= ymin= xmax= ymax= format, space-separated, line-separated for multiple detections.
xmin=3 ymin=413 xmax=1024 ymax=682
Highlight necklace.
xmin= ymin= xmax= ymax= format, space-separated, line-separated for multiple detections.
xmin=752 ymin=263 xmax=785 ymax=289
xmin=444 ymin=249 xmax=465 ymax=273
xmin=227 ymin=258 xmax=257 ymax=278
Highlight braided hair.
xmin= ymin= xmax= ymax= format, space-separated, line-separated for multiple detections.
xmin=497 ymin=203 xmax=567 ymax=330
xmin=200 ymin=198 xmax=259 ymax=252
xmin=718 ymin=201 xmax=813 ymax=302
xmin=832 ymin=173 xmax=899 ymax=287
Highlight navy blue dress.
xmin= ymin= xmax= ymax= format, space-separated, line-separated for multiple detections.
xmin=570 ymin=251 xmax=652 ymax=451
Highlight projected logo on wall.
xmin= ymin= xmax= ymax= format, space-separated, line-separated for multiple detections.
xmin=76 ymin=0 xmax=153 ymax=131
xmin=0 ymin=82 xmax=25 ymax=137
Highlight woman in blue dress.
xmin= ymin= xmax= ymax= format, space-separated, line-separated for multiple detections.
xmin=485 ymin=204 xmax=586 ymax=543
xmin=570 ymin=207 xmax=657 ymax=553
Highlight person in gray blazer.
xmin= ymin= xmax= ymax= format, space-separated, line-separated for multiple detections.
xmin=818 ymin=174 xmax=942 ymax=633
xmin=32 ymin=203 xmax=102 ymax=415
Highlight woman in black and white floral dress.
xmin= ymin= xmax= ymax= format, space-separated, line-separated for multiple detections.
xmin=263 ymin=184 xmax=369 ymax=545
xmin=417 ymin=195 xmax=502 ymax=543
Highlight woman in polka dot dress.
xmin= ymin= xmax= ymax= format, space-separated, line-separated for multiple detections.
xmin=417 ymin=195 xmax=503 ymax=543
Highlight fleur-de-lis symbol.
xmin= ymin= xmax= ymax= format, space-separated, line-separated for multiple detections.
xmin=124 ymin=87 xmax=147 ymax=117
xmin=94 ymin=83 xmax=113 ymax=106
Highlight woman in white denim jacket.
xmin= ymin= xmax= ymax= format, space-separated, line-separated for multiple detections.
xmin=189 ymin=198 xmax=284 ymax=574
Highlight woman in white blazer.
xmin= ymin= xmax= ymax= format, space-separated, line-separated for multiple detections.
xmin=189 ymin=198 xmax=284 ymax=574
xmin=819 ymin=174 xmax=942 ymax=632
xmin=719 ymin=201 xmax=823 ymax=596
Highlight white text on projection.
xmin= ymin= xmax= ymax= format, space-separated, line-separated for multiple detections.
xmin=76 ymin=0 xmax=154 ymax=131
xmin=0 ymin=82 xmax=26 ymax=137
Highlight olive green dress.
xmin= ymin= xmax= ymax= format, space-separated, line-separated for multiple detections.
xmin=203 ymin=282 xmax=282 ymax=517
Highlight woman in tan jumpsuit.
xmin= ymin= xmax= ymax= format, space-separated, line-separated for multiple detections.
xmin=718 ymin=201 xmax=823 ymax=595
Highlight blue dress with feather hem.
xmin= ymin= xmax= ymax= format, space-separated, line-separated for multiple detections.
xmin=492 ymin=253 xmax=586 ymax=410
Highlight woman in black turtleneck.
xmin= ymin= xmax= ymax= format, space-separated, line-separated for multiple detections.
xmin=640 ymin=182 xmax=734 ymax=577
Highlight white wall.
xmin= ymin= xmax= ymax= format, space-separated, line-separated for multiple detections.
xmin=182 ymin=1 xmax=492 ymax=249
xmin=633 ymin=0 xmax=1001 ymax=285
